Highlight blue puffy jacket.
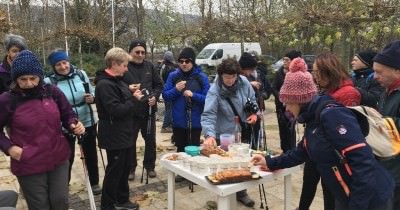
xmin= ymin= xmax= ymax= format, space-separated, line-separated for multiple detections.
xmin=162 ymin=66 xmax=209 ymax=129
xmin=267 ymin=94 xmax=394 ymax=210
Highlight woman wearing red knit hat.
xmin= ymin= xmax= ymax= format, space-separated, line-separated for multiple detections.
xmin=252 ymin=57 xmax=394 ymax=210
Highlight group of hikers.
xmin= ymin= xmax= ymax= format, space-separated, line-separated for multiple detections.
xmin=0 ymin=32 xmax=399 ymax=210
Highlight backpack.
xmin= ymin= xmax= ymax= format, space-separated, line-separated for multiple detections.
xmin=316 ymin=100 xmax=400 ymax=158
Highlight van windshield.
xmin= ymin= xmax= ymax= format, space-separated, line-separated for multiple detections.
xmin=197 ymin=49 xmax=215 ymax=59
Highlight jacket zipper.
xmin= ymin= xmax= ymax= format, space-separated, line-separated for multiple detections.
xmin=332 ymin=166 xmax=350 ymax=197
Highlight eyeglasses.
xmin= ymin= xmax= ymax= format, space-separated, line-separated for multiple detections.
xmin=179 ymin=59 xmax=191 ymax=64
xmin=134 ymin=51 xmax=145 ymax=55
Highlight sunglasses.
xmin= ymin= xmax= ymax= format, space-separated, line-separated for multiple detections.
xmin=179 ymin=59 xmax=191 ymax=64
xmin=134 ymin=51 xmax=145 ymax=55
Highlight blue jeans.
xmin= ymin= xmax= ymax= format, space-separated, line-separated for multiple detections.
xmin=162 ymin=101 xmax=172 ymax=128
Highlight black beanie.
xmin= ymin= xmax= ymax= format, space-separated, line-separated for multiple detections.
xmin=373 ymin=40 xmax=400 ymax=69
xmin=128 ymin=39 xmax=146 ymax=53
xmin=239 ymin=52 xmax=257 ymax=69
xmin=178 ymin=47 xmax=196 ymax=64
xmin=356 ymin=49 xmax=377 ymax=68
xmin=285 ymin=50 xmax=302 ymax=60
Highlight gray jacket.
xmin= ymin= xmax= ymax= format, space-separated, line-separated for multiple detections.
xmin=201 ymin=75 xmax=256 ymax=139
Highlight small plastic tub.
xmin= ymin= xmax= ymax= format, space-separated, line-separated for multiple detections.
xmin=185 ymin=146 xmax=200 ymax=156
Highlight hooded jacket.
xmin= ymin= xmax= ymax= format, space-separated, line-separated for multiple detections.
xmin=201 ymin=75 xmax=257 ymax=139
xmin=266 ymin=94 xmax=394 ymax=210
xmin=95 ymin=70 xmax=139 ymax=150
xmin=44 ymin=66 xmax=98 ymax=128
xmin=123 ymin=60 xmax=163 ymax=118
xmin=351 ymin=67 xmax=384 ymax=108
xmin=0 ymin=84 xmax=76 ymax=176
xmin=162 ymin=65 xmax=209 ymax=129
xmin=0 ymin=56 xmax=11 ymax=94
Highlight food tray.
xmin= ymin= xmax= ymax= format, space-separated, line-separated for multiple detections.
xmin=205 ymin=172 xmax=261 ymax=185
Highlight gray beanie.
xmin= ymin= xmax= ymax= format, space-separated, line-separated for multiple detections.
xmin=4 ymin=34 xmax=27 ymax=51
xmin=163 ymin=51 xmax=174 ymax=63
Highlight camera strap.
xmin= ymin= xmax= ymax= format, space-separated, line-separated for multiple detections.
xmin=226 ymin=97 xmax=242 ymax=123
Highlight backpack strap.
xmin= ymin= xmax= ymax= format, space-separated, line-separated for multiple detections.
xmin=47 ymin=68 xmax=87 ymax=85
xmin=314 ymin=99 xmax=338 ymax=123
xmin=314 ymin=99 xmax=348 ymax=163
xmin=74 ymin=68 xmax=87 ymax=83
xmin=225 ymin=97 xmax=242 ymax=123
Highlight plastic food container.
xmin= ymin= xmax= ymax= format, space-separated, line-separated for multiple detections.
xmin=185 ymin=146 xmax=200 ymax=156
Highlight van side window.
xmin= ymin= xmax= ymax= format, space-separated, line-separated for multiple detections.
xmin=212 ymin=49 xmax=223 ymax=60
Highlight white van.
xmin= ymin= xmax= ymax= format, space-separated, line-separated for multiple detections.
xmin=196 ymin=43 xmax=262 ymax=68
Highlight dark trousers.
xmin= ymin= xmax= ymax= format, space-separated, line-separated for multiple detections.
xmin=162 ymin=101 xmax=172 ymax=128
xmin=395 ymin=186 xmax=400 ymax=210
xmin=173 ymin=128 xmax=201 ymax=152
xmin=298 ymin=161 xmax=334 ymax=210
xmin=66 ymin=124 xmax=100 ymax=186
xmin=276 ymin=110 xmax=296 ymax=153
xmin=101 ymin=147 xmax=134 ymax=210
xmin=17 ymin=160 xmax=69 ymax=210
xmin=132 ymin=114 xmax=156 ymax=170
xmin=335 ymin=196 xmax=393 ymax=210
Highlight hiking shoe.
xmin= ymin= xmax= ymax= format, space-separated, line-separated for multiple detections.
xmin=237 ymin=194 xmax=255 ymax=207
xmin=114 ymin=201 xmax=139 ymax=210
xmin=161 ymin=127 xmax=173 ymax=133
xmin=147 ymin=170 xmax=157 ymax=178
xmin=128 ymin=169 xmax=135 ymax=181
xmin=91 ymin=184 xmax=102 ymax=195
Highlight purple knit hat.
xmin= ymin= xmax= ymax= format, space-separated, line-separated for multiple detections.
xmin=279 ymin=58 xmax=317 ymax=104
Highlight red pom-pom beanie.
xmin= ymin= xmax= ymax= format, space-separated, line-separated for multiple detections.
xmin=279 ymin=58 xmax=317 ymax=104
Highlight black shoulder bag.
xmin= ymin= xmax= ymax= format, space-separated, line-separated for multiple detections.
xmin=225 ymin=97 xmax=251 ymax=143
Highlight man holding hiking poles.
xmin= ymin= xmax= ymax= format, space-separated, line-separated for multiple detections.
xmin=123 ymin=39 xmax=164 ymax=180
xmin=162 ymin=47 xmax=210 ymax=181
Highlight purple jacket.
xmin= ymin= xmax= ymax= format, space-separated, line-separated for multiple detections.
xmin=0 ymin=62 xmax=11 ymax=94
xmin=0 ymin=84 xmax=77 ymax=176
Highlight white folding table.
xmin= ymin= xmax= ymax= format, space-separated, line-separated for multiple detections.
xmin=160 ymin=157 xmax=300 ymax=210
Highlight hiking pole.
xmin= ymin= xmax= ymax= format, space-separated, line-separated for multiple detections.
xmin=141 ymin=90 xmax=151 ymax=184
xmin=260 ymin=109 xmax=267 ymax=152
xmin=261 ymin=183 xmax=268 ymax=210
xmin=77 ymin=134 xmax=97 ymax=210
xmin=186 ymin=97 xmax=194 ymax=193
xmin=258 ymin=184 xmax=264 ymax=209
xmin=83 ymin=82 xmax=106 ymax=172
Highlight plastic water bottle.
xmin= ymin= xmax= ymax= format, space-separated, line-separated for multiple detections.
xmin=234 ymin=116 xmax=241 ymax=144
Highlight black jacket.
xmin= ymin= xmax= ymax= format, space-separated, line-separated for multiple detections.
xmin=123 ymin=60 xmax=163 ymax=118
xmin=377 ymin=86 xmax=400 ymax=188
xmin=272 ymin=66 xmax=286 ymax=114
xmin=94 ymin=70 xmax=139 ymax=150
xmin=351 ymin=68 xmax=384 ymax=108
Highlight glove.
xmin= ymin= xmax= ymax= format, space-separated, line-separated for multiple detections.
xmin=246 ymin=114 xmax=258 ymax=125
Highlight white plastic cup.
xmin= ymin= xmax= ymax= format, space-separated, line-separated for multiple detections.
xmin=220 ymin=134 xmax=234 ymax=151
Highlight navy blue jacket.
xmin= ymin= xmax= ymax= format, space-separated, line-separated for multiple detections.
xmin=162 ymin=66 xmax=209 ymax=129
xmin=267 ymin=95 xmax=394 ymax=210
